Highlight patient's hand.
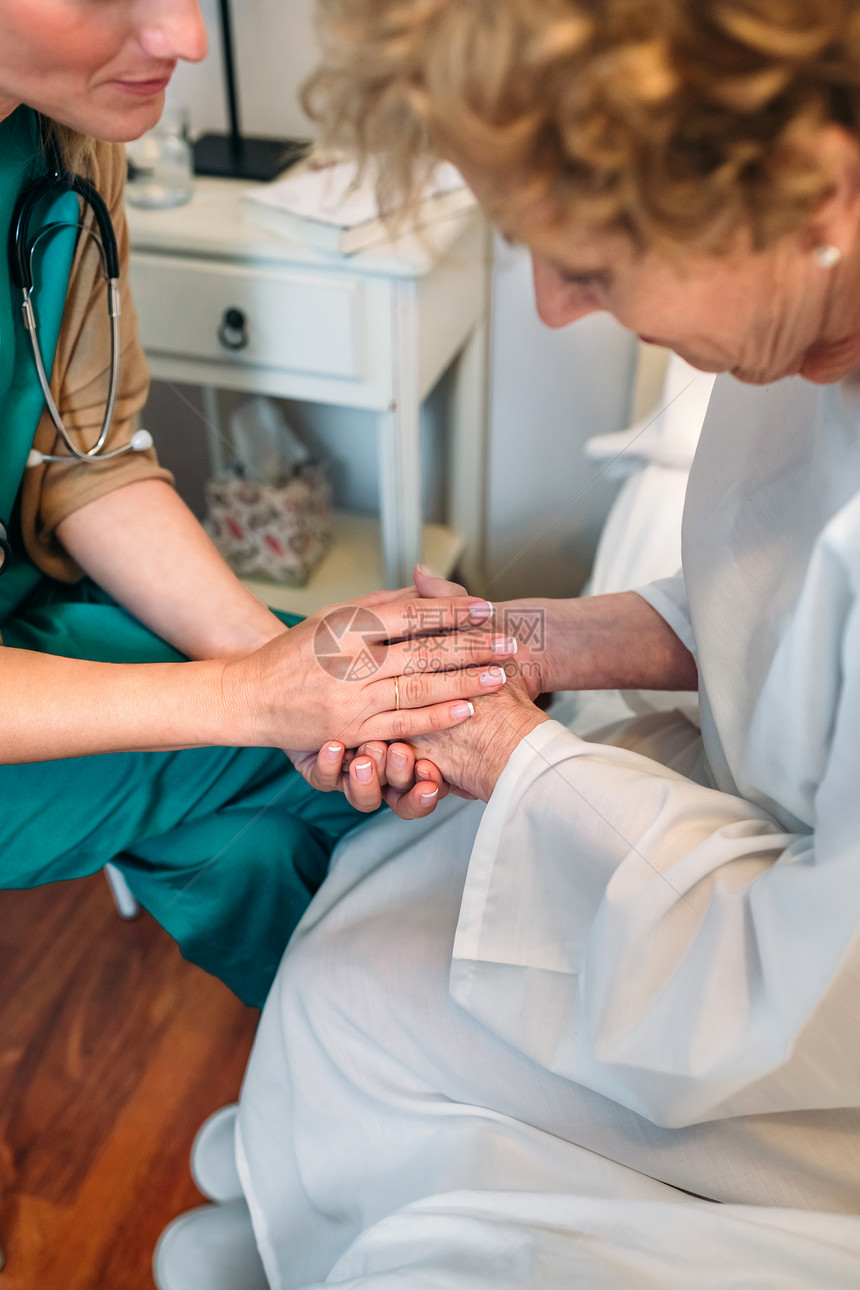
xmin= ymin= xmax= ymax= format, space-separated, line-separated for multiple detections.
xmin=412 ymin=567 xmax=699 ymax=698
xmin=290 ymin=741 xmax=449 ymax=819
xmin=406 ymin=667 xmax=550 ymax=802
xmin=411 ymin=566 xmax=545 ymax=700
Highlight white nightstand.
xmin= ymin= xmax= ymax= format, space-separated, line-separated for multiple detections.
xmin=125 ymin=177 xmax=491 ymax=613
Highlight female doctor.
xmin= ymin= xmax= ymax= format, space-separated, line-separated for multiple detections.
xmin=0 ymin=0 xmax=510 ymax=1008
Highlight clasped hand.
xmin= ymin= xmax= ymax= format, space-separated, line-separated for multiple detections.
xmin=291 ymin=569 xmax=549 ymax=816
xmin=220 ymin=575 xmax=526 ymax=816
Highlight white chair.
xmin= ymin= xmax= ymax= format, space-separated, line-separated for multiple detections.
xmin=104 ymin=859 xmax=140 ymax=919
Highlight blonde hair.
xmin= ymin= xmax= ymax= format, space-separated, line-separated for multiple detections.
xmin=37 ymin=117 xmax=97 ymax=178
xmin=304 ymin=0 xmax=860 ymax=250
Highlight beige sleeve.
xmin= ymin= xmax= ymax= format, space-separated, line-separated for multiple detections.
xmin=19 ymin=140 xmax=174 ymax=584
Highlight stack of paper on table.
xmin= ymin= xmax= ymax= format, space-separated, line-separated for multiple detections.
xmin=241 ymin=160 xmax=475 ymax=255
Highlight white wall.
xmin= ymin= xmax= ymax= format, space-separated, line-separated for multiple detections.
xmin=167 ymin=0 xmax=320 ymax=140
xmin=150 ymin=6 xmax=639 ymax=599
xmin=484 ymin=238 xmax=636 ymax=600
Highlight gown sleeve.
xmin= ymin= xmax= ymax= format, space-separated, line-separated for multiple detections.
xmin=635 ymin=572 xmax=697 ymax=659
xmin=451 ymin=534 xmax=860 ymax=1128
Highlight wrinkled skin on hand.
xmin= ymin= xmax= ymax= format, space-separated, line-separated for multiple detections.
xmin=405 ymin=664 xmax=549 ymax=801
xmin=292 ymin=570 xmax=549 ymax=810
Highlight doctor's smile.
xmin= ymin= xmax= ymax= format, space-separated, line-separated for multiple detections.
xmin=3 ymin=0 xmax=860 ymax=1286
xmin=107 ymin=75 xmax=175 ymax=98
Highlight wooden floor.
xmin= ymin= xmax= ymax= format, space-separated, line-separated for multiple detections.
xmin=0 ymin=874 xmax=259 ymax=1290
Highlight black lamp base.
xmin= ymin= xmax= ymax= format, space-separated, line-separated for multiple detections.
xmin=193 ymin=133 xmax=310 ymax=182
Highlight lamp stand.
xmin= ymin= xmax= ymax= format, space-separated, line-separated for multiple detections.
xmin=192 ymin=0 xmax=309 ymax=182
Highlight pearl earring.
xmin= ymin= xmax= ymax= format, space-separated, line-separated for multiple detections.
xmin=813 ymin=244 xmax=841 ymax=268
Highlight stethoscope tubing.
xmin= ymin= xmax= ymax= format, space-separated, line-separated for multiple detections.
xmin=10 ymin=170 xmax=120 ymax=287
xmin=18 ymin=252 xmax=121 ymax=463
xmin=0 ymin=155 xmax=153 ymax=575
xmin=8 ymin=161 xmax=142 ymax=466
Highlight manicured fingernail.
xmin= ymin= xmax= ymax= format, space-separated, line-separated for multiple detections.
xmin=325 ymin=743 xmax=341 ymax=762
xmin=480 ymin=666 xmax=506 ymax=686
xmin=469 ymin=599 xmax=493 ymax=621
xmin=416 ymin=563 xmax=431 ymax=576
xmin=450 ymin=701 xmax=475 ymax=719
xmin=420 ymin=784 xmax=439 ymax=800
xmin=355 ymin=758 xmax=373 ymax=783
xmin=491 ymin=635 xmax=517 ymax=655
xmin=389 ymin=750 xmax=408 ymax=768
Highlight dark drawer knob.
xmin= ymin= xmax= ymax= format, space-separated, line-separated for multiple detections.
xmin=218 ymin=306 xmax=249 ymax=351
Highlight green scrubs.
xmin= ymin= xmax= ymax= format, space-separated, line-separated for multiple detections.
xmin=0 ymin=110 xmax=364 ymax=1007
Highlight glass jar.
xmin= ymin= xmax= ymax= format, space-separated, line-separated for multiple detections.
xmin=125 ymin=111 xmax=194 ymax=209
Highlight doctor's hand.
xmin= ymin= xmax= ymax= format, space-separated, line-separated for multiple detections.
xmin=411 ymin=566 xmax=549 ymax=700
xmin=405 ymin=666 xmax=551 ymax=802
xmin=221 ymin=585 xmax=515 ymax=754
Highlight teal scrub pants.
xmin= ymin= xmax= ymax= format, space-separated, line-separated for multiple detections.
xmin=0 ymin=574 xmax=366 ymax=1007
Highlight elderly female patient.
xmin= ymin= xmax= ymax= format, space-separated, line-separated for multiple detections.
xmin=169 ymin=1 xmax=860 ymax=1285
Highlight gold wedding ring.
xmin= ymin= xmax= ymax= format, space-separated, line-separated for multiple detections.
xmin=394 ymin=675 xmax=401 ymax=711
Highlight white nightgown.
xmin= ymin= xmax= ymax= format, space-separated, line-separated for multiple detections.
xmin=237 ymin=373 xmax=860 ymax=1288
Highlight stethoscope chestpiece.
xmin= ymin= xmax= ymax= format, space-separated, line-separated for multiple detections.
xmin=25 ymin=428 xmax=153 ymax=468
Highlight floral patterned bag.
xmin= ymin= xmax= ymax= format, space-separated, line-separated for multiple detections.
xmin=204 ymin=463 xmax=331 ymax=586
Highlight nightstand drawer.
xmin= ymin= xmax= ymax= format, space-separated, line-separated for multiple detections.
xmin=128 ymin=254 xmax=366 ymax=381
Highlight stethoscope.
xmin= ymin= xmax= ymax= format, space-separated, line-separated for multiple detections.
xmin=1 ymin=156 xmax=153 ymax=574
